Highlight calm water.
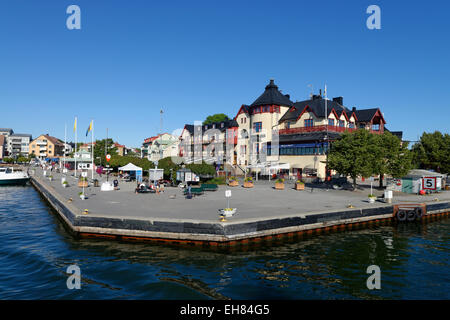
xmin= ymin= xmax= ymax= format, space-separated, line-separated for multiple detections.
xmin=0 ymin=185 xmax=449 ymax=300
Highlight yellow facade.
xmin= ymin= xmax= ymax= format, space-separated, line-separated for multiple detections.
xmin=29 ymin=134 xmax=64 ymax=159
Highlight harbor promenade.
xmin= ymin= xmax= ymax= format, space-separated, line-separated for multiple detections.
xmin=29 ymin=167 xmax=450 ymax=245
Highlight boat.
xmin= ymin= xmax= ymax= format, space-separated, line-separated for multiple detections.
xmin=0 ymin=167 xmax=30 ymax=185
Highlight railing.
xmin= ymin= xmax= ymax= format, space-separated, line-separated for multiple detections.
xmin=279 ymin=125 xmax=382 ymax=135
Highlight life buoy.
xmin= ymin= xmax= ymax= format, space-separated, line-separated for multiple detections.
xmin=406 ymin=210 xmax=416 ymax=221
xmin=414 ymin=207 xmax=423 ymax=220
xmin=396 ymin=210 xmax=407 ymax=221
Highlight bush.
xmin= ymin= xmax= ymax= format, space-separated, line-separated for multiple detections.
xmin=275 ymin=178 xmax=285 ymax=183
xmin=186 ymin=161 xmax=216 ymax=177
xmin=205 ymin=177 xmax=226 ymax=185
xmin=244 ymin=176 xmax=253 ymax=182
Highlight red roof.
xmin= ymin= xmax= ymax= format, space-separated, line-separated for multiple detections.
xmin=143 ymin=133 xmax=169 ymax=144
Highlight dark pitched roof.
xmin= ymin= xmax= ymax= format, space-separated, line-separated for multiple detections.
xmin=279 ymin=95 xmax=350 ymax=122
xmin=250 ymin=80 xmax=294 ymax=107
xmin=353 ymin=108 xmax=379 ymax=122
xmin=183 ymin=119 xmax=238 ymax=136
xmin=384 ymin=128 xmax=403 ymax=140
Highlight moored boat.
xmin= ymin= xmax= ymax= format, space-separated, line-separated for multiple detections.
xmin=0 ymin=167 xmax=30 ymax=185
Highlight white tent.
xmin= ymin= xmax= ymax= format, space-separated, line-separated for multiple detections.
xmin=261 ymin=163 xmax=290 ymax=178
xmin=118 ymin=163 xmax=143 ymax=182
xmin=118 ymin=163 xmax=142 ymax=171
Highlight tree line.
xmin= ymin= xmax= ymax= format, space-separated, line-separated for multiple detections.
xmin=328 ymin=130 xmax=449 ymax=187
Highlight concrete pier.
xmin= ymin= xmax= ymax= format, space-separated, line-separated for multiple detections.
xmin=29 ymin=169 xmax=450 ymax=246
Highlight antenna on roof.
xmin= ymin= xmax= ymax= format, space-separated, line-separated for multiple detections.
xmin=307 ymin=84 xmax=313 ymax=99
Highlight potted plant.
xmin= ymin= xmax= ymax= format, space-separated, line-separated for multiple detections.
xmin=62 ymin=181 xmax=69 ymax=188
xmin=48 ymin=175 xmax=53 ymax=181
xmin=243 ymin=176 xmax=254 ymax=188
xmin=368 ymin=194 xmax=376 ymax=203
xmin=295 ymin=179 xmax=305 ymax=190
xmin=79 ymin=191 xmax=86 ymax=200
xmin=228 ymin=176 xmax=239 ymax=187
xmin=275 ymin=178 xmax=285 ymax=190
xmin=219 ymin=207 xmax=237 ymax=217
xmin=78 ymin=177 xmax=88 ymax=188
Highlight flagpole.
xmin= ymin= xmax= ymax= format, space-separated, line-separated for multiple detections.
xmin=75 ymin=116 xmax=77 ymax=178
xmin=91 ymin=120 xmax=94 ymax=180
xmin=325 ymin=85 xmax=328 ymax=182
xmin=64 ymin=123 xmax=67 ymax=173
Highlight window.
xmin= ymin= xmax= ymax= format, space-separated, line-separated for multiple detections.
xmin=264 ymin=106 xmax=270 ymax=112
xmin=286 ymin=122 xmax=290 ymax=129
xmin=304 ymin=119 xmax=313 ymax=127
xmin=349 ymin=122 xmax=355 ymax=128
xmin=328 ymin=119 xmax=335 ymax=126
xmin=339 ymin=120 xmax=345 ymax=127
xmin=253 ymin=122 xmax=262 ymax=133
xmin=372 ymin=124 xmax=380 ymax=131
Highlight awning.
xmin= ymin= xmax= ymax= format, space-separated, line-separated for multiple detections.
xmin=118 ymin=163 xmax=142 ymax=171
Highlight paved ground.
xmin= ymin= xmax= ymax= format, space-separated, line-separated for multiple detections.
xmin=30 ymin=167 xmax=450 ymax=223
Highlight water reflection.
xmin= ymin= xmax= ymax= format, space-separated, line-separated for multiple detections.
xmin=1 ymin=186 xmax=449 ymax=299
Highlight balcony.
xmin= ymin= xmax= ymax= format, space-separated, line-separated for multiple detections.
xmin=279 ymin=125 xmax=382 ymax=135
xmin=36 ymin=140 xmax=47 ymax=146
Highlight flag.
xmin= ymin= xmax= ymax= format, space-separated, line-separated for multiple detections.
xmin=73 ymin=117 xmax=77 ymax=132
xmin=85 ymin=120 xmax=93 ymax=137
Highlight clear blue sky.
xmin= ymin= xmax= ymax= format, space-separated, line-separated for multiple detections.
xmin=1 ymin=0 xmax=449 ymax=147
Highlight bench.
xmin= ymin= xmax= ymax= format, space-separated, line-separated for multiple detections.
xmin=201 ymin=183 xmax=218 ymax=191
xmin=183 ymin=186 xmax=204 ymax=196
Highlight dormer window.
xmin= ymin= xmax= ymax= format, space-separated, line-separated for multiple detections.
xmin=328 ymin=119 xmax=335 ymax=126
xmin=304 ymin=119 xmax=313 ymax=127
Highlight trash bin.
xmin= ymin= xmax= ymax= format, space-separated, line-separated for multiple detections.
xmin=93 ymin=179 xmax=99 ymax=187
xmin=384 ymin=190 xmax=393 ymax=203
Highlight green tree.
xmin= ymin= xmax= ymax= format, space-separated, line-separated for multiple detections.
xmin=157 ymin=157 xmax=181 ymax=180
xmin=94 ymin=139 xmax=118 ymax=165
xmin=2 ymin=157 xmax=15 ymax=164
xmin=203 ymin=113 xmax=230 ymax=125
xmin=412 ymin=131 xmax=450 ymax=173
xmin=328 ymin=129 xmax=378 ymax=187
xmin=373 ymin=132 xmax=412 ymax=187
xmin=186 ymin=161 xmax=216 ymax=177
xmin=17 ymin=156 xmax=30 ymax=163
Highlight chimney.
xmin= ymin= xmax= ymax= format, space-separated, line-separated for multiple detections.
xmin=333 ymin=97 xmax=343 ymax=105
xmin=284 ymin=94 xmax=290 ymax=99
xmin=352 ymin=107 xmax=356 ymax=113
xmin=319 ymin=89 xmax=322 ymax=96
